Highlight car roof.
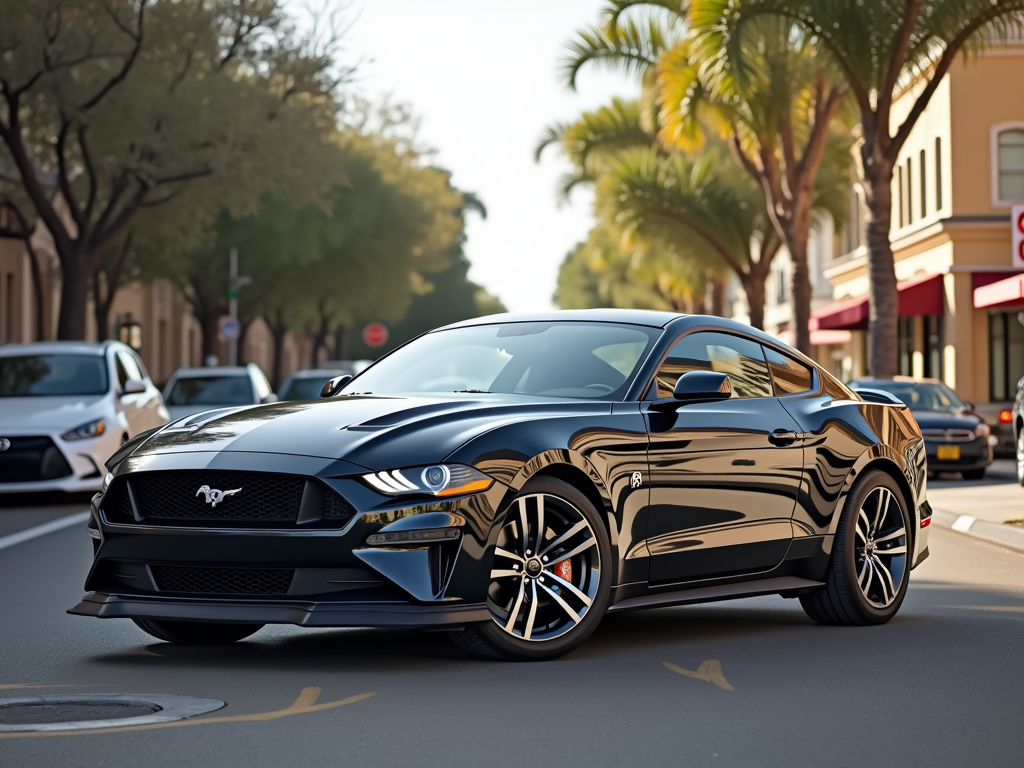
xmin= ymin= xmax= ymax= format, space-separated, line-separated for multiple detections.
xmin=169 ymin=367 xmax=252 ymax=379
xmin=440 ymin=308 xmax=684 ymax=330
xmin=0 ymin=341 xmax=113 ymax=356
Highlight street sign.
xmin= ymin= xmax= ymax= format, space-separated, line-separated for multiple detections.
xmin=218 ymin=316 xmax=242 ymax=342
xmin=362 ymin=322 xmax=389 ymax=348
xmin=1013 ymin=204 xmax=1024 ymax=268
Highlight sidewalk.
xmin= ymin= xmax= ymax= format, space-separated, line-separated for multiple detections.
xmin=927 ymin=459 xmax=1024 ymax=553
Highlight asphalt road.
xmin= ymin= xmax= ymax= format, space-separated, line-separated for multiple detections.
xmin=1 ymin=485 xmax=1022 ymax=768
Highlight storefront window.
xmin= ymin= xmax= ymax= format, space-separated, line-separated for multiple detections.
xmin=924 ymin=315 xmax=943 ymax=380
xmin=898 ymin=317 xmax=913 ymax=376
xmin=989 ymin=312 xmax=1024 ymax=401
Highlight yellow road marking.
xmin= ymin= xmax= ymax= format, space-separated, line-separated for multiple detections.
xmin=941 ymin=605 xmax=1024 ymax=614
xmin=0 ymin=687 xmax=375 ymax=739
xmin=663 ymin=660 xmax=734 ymax=691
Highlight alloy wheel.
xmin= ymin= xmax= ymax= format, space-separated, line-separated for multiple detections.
xmin=854 ymin=487 xmax=908 ymax=608
xmin=487 ymin=493 xmax=601 ymax=642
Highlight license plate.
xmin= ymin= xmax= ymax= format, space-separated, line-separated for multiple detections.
xmin=936 ymin=444 xmax=960 ymax=461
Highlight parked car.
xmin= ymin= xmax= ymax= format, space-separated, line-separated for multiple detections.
xmin=849 ymin=377 xmax=993 ymax=480
xmin=320 ymin=359 xmax=373 ymax=376
xmin=973 ymin=401 xmax=1016 ymax=458
xmin=1013 ymin=376 xmax=1024 ymax=486
xmin=162 ymin=363 xmax=275 ymax=421
xmin=278 ymin=368 xmax=350 ymax=401
xmin=0 ymin=341 xmax=168 ymax=493
xmin=76 ymin=311 xmax=930 ymax=659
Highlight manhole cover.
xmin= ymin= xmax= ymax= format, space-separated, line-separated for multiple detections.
xmin=0 ymin=694 xmax=225 ymax=733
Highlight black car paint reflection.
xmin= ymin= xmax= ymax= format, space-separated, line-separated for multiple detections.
xmin=72 ymin=310 xmax=927 ymax=632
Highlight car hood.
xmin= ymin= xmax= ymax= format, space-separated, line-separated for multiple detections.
xmin=0 ymin=395 xmax=109 ymax=431
xmin=130 ymin=393 xmax=613 ymax=470
xmin=911 ymin=410 xmax=981 ymax=431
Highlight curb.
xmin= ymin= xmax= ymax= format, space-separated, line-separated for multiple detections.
xmin=930 ymin=508 xmax=1024 ymax=554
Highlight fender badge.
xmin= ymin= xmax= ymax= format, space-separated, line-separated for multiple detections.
xmin=630 ymin=471 xmax=643 ymax=489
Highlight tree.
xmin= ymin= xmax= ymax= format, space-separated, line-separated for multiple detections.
xmin=0 ymin=0 xmax=345 ymax=339
xmin=692 ymin=0 xmax=1024 ymax=372
xmin=561 ymin=1 xmax=854 ymax=352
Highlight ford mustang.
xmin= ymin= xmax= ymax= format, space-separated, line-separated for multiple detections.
xmin=70 ymin=310 xmax=932 ymax=660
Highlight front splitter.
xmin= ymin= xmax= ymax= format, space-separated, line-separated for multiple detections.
xmin=68 ymin=592 xmax=489 ymax=628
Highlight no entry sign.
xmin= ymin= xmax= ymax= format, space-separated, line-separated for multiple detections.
xmin=362 ymin=322 xmax=389 ymax=348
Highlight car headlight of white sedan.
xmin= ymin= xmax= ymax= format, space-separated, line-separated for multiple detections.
xmin=61 ymin=419 xmax=106 ymax=441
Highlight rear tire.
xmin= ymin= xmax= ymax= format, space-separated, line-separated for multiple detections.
xmin=962 ymin=468 xmax=986 ymax=481
xmin=800 ymin=470 xmax=911 ymax=626
xmin=133 ymin=619 xmax=263 ymax=645
xmin=450 ymin=476 xmax=611 ymax=661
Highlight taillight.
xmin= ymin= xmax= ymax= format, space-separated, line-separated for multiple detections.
xmin=999 ymin=410 xmax=1012 ymax=424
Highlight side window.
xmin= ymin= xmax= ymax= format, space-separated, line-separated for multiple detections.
xmin=117 ymin=351 xmax=143 ymax=382
xmin=114 ymin=354 xmax=130 ymax=390
xmin=650 ymin=331 xmax=773 ymax=399
xmin=763 ymin=347 xmax=816 ymax=396
xmin=130 ymin=351 xmax=150 ymax=381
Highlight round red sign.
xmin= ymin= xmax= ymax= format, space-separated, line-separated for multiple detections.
xmin=362 ymin=322 xmax=389 ymax=348
xmin=1017 ymin=211 xmax=1024 ymax=234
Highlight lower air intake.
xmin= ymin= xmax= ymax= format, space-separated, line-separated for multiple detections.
xmin=152 ymin=566 xmax=294 ymax=595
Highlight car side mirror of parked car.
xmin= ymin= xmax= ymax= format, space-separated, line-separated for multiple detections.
xmin=650 ymin=371 xmax=733 ymax=411
xmin=121 ymin=379 xmax=147 ymax=396
xmin=320 ymin=374 xmax=353 ymax=399
xmin=261 ymin=394 xmax=279 ymax=404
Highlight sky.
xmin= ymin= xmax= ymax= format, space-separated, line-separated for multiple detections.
xmin=340 ymin=0 xmax=631 ymax=313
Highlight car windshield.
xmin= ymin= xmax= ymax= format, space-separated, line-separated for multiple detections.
xmin=279 ymin=375 xmax=333 ymax=401
xmin=0 ymin=354 xmax=108 ymax=397
xmin=344 ymin=322 xmax=659 ymax=400
xmin=165 ymin=375 xmax=254 ymax=406
xmin=858 ymin=381 xmax=965 ymax=411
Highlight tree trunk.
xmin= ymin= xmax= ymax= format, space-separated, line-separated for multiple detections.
xmin=24 ymin=238 xmax=46 ymax=341
xmin=741 ymin=271 xmax=767 ymax=331
xmin=269 ymin=310 xmax=289 ymax=390
xmin=333 ymin=325 xmax=349 ymax=360
xmin=787 ymin=232 xmax=813 ymax=355
xmin=56 ymin=252 xmax=90 ymax=340
xmin=92 ymin=273 xmax=112 ymax=341
xmin=862 ymin=159 xmax=899 ymax=378
xmin=709 ymin=273 xmax=728 ymax=317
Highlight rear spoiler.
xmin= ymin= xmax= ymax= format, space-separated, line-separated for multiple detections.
xmin=853 ymin=388 xmax=904 ymax=406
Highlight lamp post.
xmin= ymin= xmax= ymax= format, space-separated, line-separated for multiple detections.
xmin=226 ymin=247 xmax=251 ymax=366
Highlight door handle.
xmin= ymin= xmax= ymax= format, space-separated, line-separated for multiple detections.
xmin=768 ymin=428 xmax=798 ymax=446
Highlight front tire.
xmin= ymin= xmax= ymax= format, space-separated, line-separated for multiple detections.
xmin=450 ymin=477 xmax=612 ymax=661
xmin=800 ymin=470 xmax=911 ymax=626
xmin=133 ymin=619 xmax=263 ymax=645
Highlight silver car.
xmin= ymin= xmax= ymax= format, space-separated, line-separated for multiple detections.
xmin=162 ymin=364 xmax=276 ymax=421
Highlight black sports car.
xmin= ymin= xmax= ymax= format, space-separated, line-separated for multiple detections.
xmin=72 ymin=311 xmax=932 ymax=660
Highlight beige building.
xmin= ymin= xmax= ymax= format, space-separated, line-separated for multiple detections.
xmin=803 ymin=38 xmax=1024 ymax=413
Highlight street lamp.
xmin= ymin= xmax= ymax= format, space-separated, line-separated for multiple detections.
xmin=116 ymin=313 xmax=142 ymax=351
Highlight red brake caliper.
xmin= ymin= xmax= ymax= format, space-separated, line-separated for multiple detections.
xmin=553 ymin=558 xmax=572 ymax=582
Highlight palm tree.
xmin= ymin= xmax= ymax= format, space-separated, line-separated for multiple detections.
xmin=538 ymin=99 xmax=777 ymax=328
xmin=690 ymin=0 xmax=1024 ymax=373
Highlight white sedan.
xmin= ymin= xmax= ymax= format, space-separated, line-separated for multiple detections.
xmin=0 ymin=341 xmax=168 ymax=493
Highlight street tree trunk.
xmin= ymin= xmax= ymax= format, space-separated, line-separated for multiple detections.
xmin=333 ymin=325 xmax=349 ymax=360
xmin=862 ymin=149 xmax=899 ymax=378
xmin=741 ymin=271 xmax=767 ymax=331
xmin=57 ymin=251 xmax=91 ymax=340
xmin=786 ymin=230 xmax=813 ymax=355
xmin=709 ymin=273 xmax=728 ymax=318
xmin=268 ymin=309 xmax=289 ymax=390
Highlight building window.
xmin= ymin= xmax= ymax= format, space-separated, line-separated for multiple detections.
xmin=920 ymin=149 xmax=927 ymax=218
xmin=897 ymin=165 xmax=904 ymax=227
xmin=989 ymin=312 xmax=1024 ymax=401
xmin=997 ymin=129 xmax=1024 ymax=203
xmin=906 ymin=156 xmax=913 ymax=224
xmin=935 ymin=137 xmax=943 ymax=210
xmin=924 ymin=315 xmax=943 ymax=380
xmin=898 ymin=317 xmax=914 ymax=376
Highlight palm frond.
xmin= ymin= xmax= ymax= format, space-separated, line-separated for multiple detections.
xmin=561 ymin=16 xmax=679 ymax=89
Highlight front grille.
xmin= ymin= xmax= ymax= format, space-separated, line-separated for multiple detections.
xmin=0 ymin=436 xmax=73 ymax=483
xmin=152 ymin=566 xmax=294 ymax=595
xmin=921 ymin=429 xmax=976 ymax=442
xmin=321 ymin=490 xmax=356 ymax=520
xmin=133 ymin=472 xmax=304 ymax=521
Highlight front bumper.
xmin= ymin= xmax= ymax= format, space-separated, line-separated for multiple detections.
xmin=0 ymin=427 xmax=123 ymax=494
xmin=924 ymin=438 xmax=992 ymax=473
xmin=70 ymin=450 xmax=510 ymax=628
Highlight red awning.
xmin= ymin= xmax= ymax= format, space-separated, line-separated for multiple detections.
xmin=973 ymin=273 xmax=1024 ymax=309
xmin=810 ymin=273 xmax=945 ymax=331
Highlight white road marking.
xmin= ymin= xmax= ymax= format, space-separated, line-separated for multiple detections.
xmin=951 ymin=514 xmax=976 ymax=533
xmin=0 ymin=512 xmax=91 ymax=552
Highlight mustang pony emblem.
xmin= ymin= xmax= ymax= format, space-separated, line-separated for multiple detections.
xmin=195 ymin=485 xmax=242 ymax=507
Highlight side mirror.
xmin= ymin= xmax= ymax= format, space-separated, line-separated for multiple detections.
xmin=122 ymin=379 xmax=146 ymax=396
xmin=650 ymin=371 xmax=732 ymax=411
xmin=261 ymin=394 xmax=279 ymax=404
xmin=320 ymin=374 xmax=353 ymax=399
xmin=673 ymin=370 xmax=733 ymax=402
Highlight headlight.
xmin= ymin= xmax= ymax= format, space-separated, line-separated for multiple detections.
xmin=61 ymin=419 xmax=105 ymax=441
xmin=362 ymin=464 xmax=493 ymax=497
xmin=974 ymin=422 xmax=991 ymax=438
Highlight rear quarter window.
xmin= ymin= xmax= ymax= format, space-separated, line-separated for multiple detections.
xmin=763 ymin=347 xmax=816 ymax=396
